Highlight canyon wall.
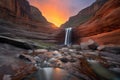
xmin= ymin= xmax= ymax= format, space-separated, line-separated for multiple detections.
xmin=73 ymin=0 xmax=120 ymax=45
xmin=0 ymin=0 xmax=58 ymax=43
xmin=57 ymin=0 xmax=108 ymax=44
xmin=61 ymin=0 xmax=108 ymax=28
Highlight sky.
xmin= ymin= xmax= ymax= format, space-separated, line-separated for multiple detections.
xmin=28 ymin=0 xmax=95 ymax=27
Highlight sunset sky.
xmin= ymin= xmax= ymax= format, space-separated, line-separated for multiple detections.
xmin=28 ymin=0 xmax=95 ymax=27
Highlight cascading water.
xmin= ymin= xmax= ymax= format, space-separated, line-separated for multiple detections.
xmin=64 ymin=27 xmax=72 ymax=46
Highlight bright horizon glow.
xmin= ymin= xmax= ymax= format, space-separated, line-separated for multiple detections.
xmin=28 ymin=0 xmax=95 ymax=27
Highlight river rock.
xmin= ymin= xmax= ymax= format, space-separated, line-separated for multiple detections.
xmin=75 ymin=55 xmax=83 ymax=59
xmin=68 ymin=49 xmax=77 ymax=53
xmin=34 ymin=56 xmax=40 ymax=62
xmin=49 ymin=58 xmax=58 ymax=63
xmin=48 ymin=58 xmax=62 ymax=67
xmin=28 ymin=49 xmax=48 ymax=55
xmin=69 ymin=58 xmax=77 ymax=62
xmin=80 ymin=42 xmax=89 ymax=50
xmin=109 ymin=68 xmax=120 ymax=73
xmin=18 ymin=54 xmax=36 ymax=63
xmin=87 ymin=39 xmax=98 ymax=50
xmin=59 ymin=47 xmax=69 ymax=52
xmin=52 ymin=50 xmax=62 ymax=58
xmin=59 ymin=57 xmax=69 ymax=63
xmin=71 ymin=45 xmax=81 ymax=50
xmin=80 ymin=39 xmax=98 ymax=50
xmin=35 ymin=49 xmax=48 ymax=53
xmin=62 ymin=52 xmax=69 ymax=56
xmin=98 ymin=45 xmax=120 ymax=54
xmin=3 ymin=75 xmax=11 ymax=80
xmin=28 ymin=50 xmax=34 ymax=54
xmin=87 ymin=52 xmax=99 ymax=56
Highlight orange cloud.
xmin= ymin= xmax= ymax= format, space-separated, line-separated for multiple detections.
xmin=29 ymin=0 xmax=69 ymax=27
xmin=28 ymin=0 xmax=95 ymax=27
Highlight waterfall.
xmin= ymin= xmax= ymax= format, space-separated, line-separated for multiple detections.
xmin=64 ymin=27 xmax=72 ymax=46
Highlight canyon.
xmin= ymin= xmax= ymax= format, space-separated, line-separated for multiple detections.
xmin=0 ymin=0 xmax=120 ymax=80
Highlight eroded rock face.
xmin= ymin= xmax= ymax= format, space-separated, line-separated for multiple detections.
xmin=0 ymin=0 xmax=30 ymax=20
xmin=0 ymin=0 xmax=58 ymax=43
xmin=61 ymin=0 xmax=108 ymax=28
xmin=73 ymin=0 xmax=120 ymax=45
xmin=57 ymin=0 xmax=108 ymax=44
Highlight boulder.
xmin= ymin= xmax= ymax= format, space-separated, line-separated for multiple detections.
xmin=18 ymin=54 xmax=36 ymax=63
xmin=80 ymin=39 xmax=98 ymax=50
xmin=59 ymin=47 xmax=69 ymax=52
xmin=80 ymin=42 xmax=89 ymax=50
xmin=48 ymin=58 xmax=62 ymax=67
xmin=87 ymin=52 xmax=99 ymax=56
xmin=68 ymin=49 xmax=77 ymax=53
xmin=87 ymin=39 xmax=98 ymax=50
xmin=69 ymin=58 xmax=77 ymax=62
xmin=98 ymin=45 xmax=120 ymax=54
xmin=34 ymin=49 xmax=48 ymax=53
xmin=3 ymin=75 xmax=11 ymax=80
xmin=34 ymin=56 xmax=40 ymax=62
xmin=71 ymin=45 xmax=81 ymax=50
xmin=52 ymin=50 xmax=62 ymax=58
xmin=59 ymin=57 xmax=69 ymax=63
xmin=49 ymin=58 xmax=58 ymax=63
xmin=109 ymin=68 xmax=120 ymax=73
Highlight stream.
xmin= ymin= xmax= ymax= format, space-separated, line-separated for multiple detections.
xmin=23 ymin=67 xmax=80 ymax=80
xmin=21 ymin=27 xmax=120 ymax=80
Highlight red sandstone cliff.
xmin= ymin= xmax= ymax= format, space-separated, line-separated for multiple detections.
xmin=0 ymin=0 xmax=58 ymax=43
xmin=57 ymin=0 xmax=108 ymax=44
xmin=73 ymin=0 xmax=120 ymax=45
xmin=61 ymin=0 xmax=108 ymax=28
xmin=0 ymin=0 xmax=30 ymax=20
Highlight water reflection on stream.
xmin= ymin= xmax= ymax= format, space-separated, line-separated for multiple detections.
xmin=23 ymin=68 xmax=79 ymax=80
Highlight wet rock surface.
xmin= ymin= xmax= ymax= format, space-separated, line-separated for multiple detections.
xmin=0 ymin=43 xmax=37 ymax=80
xmin=0 ymin=40 xmax=120 ymax=80
xmin=23 ymin=41 xmax=120 ymax=80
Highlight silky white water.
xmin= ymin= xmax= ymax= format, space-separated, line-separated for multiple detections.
xmin=64 ymin=28 xmax=72 ymax=46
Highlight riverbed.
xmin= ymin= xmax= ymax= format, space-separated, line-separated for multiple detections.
xmin=23 ymin=67 xmax=79 ymax=80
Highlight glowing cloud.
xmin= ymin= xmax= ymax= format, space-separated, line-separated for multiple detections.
xmin=28 ymin=0 xmax=95 ymax=27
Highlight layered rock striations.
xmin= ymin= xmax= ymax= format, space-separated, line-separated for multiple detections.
xmin=61 ymin=0 xmax=108 ymax=28
xmin=73 ymin=0 xmax=120 ymax=45
xmin=0 ymin=0 xmax=58 ymax=43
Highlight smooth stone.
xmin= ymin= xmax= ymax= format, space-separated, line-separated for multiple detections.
xmin=98 ymin=45 xmax=120 ymax=54
xmin=18 ymin=54 xmax=36 ymax=63
xmin=69 ymin=49 xmax=76 ymax=53
xmin=35 ymin=49 xmax=48 ymax=53
xmin=87 ymin=52 xmax=99 ymax=56
xmin=59 ymin=57 xmax=69 ymax=63
xmin=52 ymin=51 xmax=62 ymax=58
xmin=59 ymin=47 xmax=69 ymax=52
xmin=3 ymin=75 xmax=11 ymax=80
xmin=109 ymin=68 xmax=120 ymax=73
xmin=34 ymin=56 xmax=40 ymax=61
xmin=71 ymin=45 xmax=81 ymax=50
xmin=80 ymin=39 xmax=98 ymax=50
